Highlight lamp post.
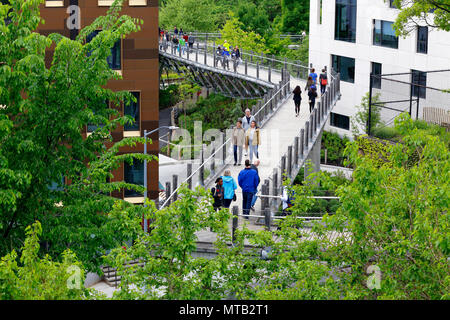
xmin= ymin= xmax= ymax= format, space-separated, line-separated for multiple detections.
xmin=142 ymin=125 xmax=178 ymax=233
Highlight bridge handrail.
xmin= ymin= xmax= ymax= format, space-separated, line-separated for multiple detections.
xmin=160 ymin=33 xmax=335 ymax=82
xmin=159 ymin=79 xmax=292 ymax=209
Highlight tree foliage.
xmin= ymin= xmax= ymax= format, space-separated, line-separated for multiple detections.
xmin=0 ymin=0 xmax=155 ymax=271
xmin=159 ymin=0 xmax=219 ymax=32
xmin=351 ymin=92 xmax=384 ymax=137
xmin=390 ymin=0 xmax=450 ymax=36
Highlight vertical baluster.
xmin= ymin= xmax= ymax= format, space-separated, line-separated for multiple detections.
xmin=294 ymin=136 xmax=299 ymax=168
xmin=187 ymin=163 xmax=192 ymax=190
xmin=287 ymin=145 xmax=293 ymax=179
xmin=165 ymin=182 xmax=171 ymax=206
xmin=172 ymin=175 xmax=178 ymax=202
xmin=299 ymin=129 xmax=305 ymax=158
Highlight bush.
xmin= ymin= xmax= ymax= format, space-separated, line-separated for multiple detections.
xmin=372 ymin=126 xmax=400 ymax=140
xmin=159 ymin=84 xmax=181 ymax=110
xmin=321 ymin=131 xmax=350 ymax=166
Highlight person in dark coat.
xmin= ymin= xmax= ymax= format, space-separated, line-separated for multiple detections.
xmin=238 ymin=160 xmax=260 ymax=219
xmin=293 ymin=85 xmax=302 ymax=117
xmin=319 ymin=69 xmax=328 ymax=95
xmin=308 ymin=86 xmax=318 ymax=112
xmin=211 ymin=177 xmax=224 ymax=211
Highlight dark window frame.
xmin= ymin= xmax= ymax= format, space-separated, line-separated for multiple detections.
xmin=86 ymin=30 xmax=122 ymax=70
xmin=334 ymin=0 xmax=357 ymax=43
xmin=373 ymin=19 xmax=399 ymax=49
xmin=411 ymin=70 xmax=427 ymax=99
xmin=417 ymin=26 xmax=428 ymax=54
xmin=371 ymin=62 xmax=382 ymax=89
xmin=331 ymin=54 xmax=355 ymax=83
xmin=124 ymin=159 xmax=145 ymax=198
xmin=330 ymin=112 xmax=350 ymax=130
xmin=124 ymin=92 xmax=141 ymax=132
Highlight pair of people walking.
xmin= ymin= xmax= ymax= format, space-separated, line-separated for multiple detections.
xmin=211 ymin=170 xmax=237 ymax=210
xmin=232 ymin=109 xmax=260 ymax=165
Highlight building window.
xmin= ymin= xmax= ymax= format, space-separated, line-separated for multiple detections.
xmin=331 ymin=54 xmax=355 ymax=83
xmin=124 ymin=160 xmax=144 ymax=197
xmin=124 ymin=92 xmax=140 ymax=132
xmin=334 ymin=0 xmax=357 ymax=43
xmin=389 ymin=0 xmax=397 ymax=8
xmin=129 ymin=0 xmax=147 ymax=5
xmin=411 ymin=70 xmax=427 ymax=99
xmin=371 ymin=62 xmax=382 ymax=89
xmin=330 ymin=112 xmax=350 ymax=130
xmin=98 ymin=0 xmax=114 ymax=6
xmin=373 ymin=20 xmax=398 ymax=49
xmin=87 ymin=100 xmax=108 ymax=133
xmin=48 ymin=175 xmax=65 ymax=192
xmin=45 ymin=0 xmax=64 ymax=7
xmin=318 ymin=0 xmax=323 ymax=24
xmin=86 ymin=30 xmax=121 ymax=70
xmin=417 ymin=26 xmax=428 ymax=54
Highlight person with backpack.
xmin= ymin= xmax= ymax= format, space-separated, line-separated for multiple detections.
xmin=304 ymin=76 xmax=314 ymax=92
xmin=211 ymin=177 xmax=224 ymax=211
xmin=309 ymin=68 xmax=318 ymax=86
xmin=172 ymin=35 xmax=179 ymax=54
xmin=173 ymin=26 xmax=178 ymax=36
xmin=222 ymin=47 xmax=230 ymax=70
xmin=319 ymin=69 xmax=328 ymax=95
xmin=308 ymin=85 xmax=318 ymax=112
xmin=221 ymin=170 xmax=237 ymax=209
xmin=292 ymin=85 xmax=302 ymax=117
xmin=238 ymin=160 xmax=260 ymax=218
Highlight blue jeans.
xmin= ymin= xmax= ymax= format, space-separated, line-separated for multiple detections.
xmin=251 ymin=190 xmax=258 ymax=208
xmin=249 ymin=144 xmax=258 ymax=162
xmin=242 ymin=191 xmax=254 ymax=217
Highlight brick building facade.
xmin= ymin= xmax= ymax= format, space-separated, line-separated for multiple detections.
xmin=37 ymin=0 xmax=160 ymax=202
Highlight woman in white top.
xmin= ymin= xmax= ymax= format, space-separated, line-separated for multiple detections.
xmin=245 ymin=120 xmax=260 ymax=162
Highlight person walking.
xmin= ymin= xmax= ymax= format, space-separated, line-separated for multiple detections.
xmin=215 ymin=45 xmax=224 ymax=68
xmin=188 ymin=33 xmax=195 ymax=51
xmin=319 ymin=69 xmax=328 ymax=95
xmin=222 ymin=47 xmax=230 ymax=70
xmin=238 ymin=160 xmax=260 ymax=218
xmin=232 ymin=120 xmax=245 ymax=166
xmin=293 ymin=85 xmax=302 ymax=117
xmin=308 ymin=85 xmax=318 ymax=112
xmin=172 ymin=35 xmax=179 ymax=53
xmin=242 ymin=108 xmax=255 ymax=132
xmin=280 ymin=185 xmax=295 ymax=216
xmin=211 ymin=177 xmax=224 ymax=211
xmin=179 ymin=27 xmax=184 ymax=36
xmin=231 ymin=46 xmax=241 ymax=71
xmin=221 ymin=170 xmax=237 ymax=209
xmin=250 ymin=160 xmax=260 ymax=211
xmin=309 ymin=68 xmax=318 ymax=86
xmin=245 ymin=120 xmax=260 ymax=162
xmin=174 ymin=26 xmax=178 ymax=36
xmin=179 ymin=36 xmax=186 ymax=55
xmin=304 ymin=76 xmax=314 ymax=92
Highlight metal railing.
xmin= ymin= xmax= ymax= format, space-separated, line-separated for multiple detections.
xmin=159 ymin=79 xmax=292 ymax=209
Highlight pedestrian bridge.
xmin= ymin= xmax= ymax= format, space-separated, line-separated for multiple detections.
xmin=158 ymin=37 xmax=341 ymax=242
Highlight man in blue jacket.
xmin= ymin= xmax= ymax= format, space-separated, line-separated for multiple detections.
xmin=238 ymin=160 xmax=260 ymax=219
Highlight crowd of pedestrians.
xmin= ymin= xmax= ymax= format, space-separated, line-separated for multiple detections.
xmin=293 ymin=67 xmax=328 ymax=115
xmin=159 ymin=27 xmax=242 ymax=71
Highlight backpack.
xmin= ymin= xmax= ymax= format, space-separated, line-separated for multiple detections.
xmin=321 ymin=77 xmax=328 ymax=86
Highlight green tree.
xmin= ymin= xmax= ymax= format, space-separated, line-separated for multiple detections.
xmin=0 ymin=0 xmax=155 ymax=271
xmin=220 ymin=12 xmax=267 ymax=53
xmin=0 ymin=221 xmax=93 ymax=300
xmin=280 ymin=0 xmax=310 ymax=34
xmin=159 ymin=0 xmax=219 ymax=32
xmin=390 ymin=0 xmax=450 ymax=36
xmin=235 ymin=1 xmax=270 ymax=36
xmin=351 ymin=92 xmax=384 ymax=137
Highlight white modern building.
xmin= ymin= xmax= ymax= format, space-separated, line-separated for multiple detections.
xmin=309 ymin=0 xmax=450 ymax=136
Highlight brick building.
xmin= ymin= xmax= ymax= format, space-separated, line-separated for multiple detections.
xmin=37 ymin=0 xmax=160 ymax=203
